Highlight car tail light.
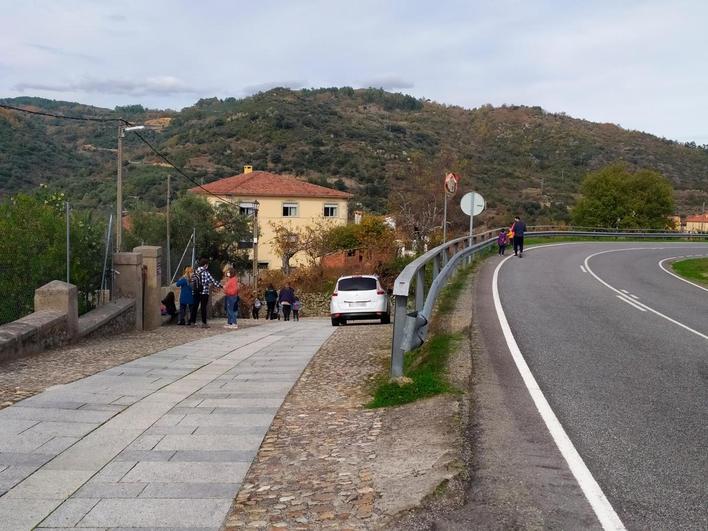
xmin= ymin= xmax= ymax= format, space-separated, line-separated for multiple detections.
xmin=332 ymin=292 xmax=338 ymax=297
xmin=376 ymin=290 xmax=385 ymax=295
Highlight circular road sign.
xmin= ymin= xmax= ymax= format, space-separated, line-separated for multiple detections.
xmin=460 ymin=192 xmax=485 ymax=216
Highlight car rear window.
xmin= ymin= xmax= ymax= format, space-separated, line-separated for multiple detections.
xmin=338 ymin=277 xmax=377 ymax=291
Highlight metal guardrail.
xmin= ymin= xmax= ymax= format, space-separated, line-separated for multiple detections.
xmin=389 ymin=229 xmax=708 ymax=377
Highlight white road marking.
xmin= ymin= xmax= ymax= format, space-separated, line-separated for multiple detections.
xmin=628 ymin=293 xmax=639 ymax=300
xmin=658 ymin=256 xmax=708 ymax=293
xmin=493 ymin=256 xmax=626 ymax=531
xmin=617 ymin=295 xmax=646 ymax=311
xmin=580 ymin=265 xmax=587 ymax=273
xmin=584 ymin=249 xmax=708 ymax=341
xmin=620 ymin=289 xmax=629 ymax=294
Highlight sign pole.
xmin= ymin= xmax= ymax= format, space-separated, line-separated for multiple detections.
xmin=443 ymin=190 xmax=448 ymax=244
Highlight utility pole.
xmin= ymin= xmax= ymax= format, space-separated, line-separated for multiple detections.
xmin=116 ymin=124 xmax=146 ymax=252
xmin=252 ymin=201 xmax=260 ymax=292
xmin=166 ymin=174 xmax=171 ymax=283
xmin=116 ymin=125 xmax=124 ymax=251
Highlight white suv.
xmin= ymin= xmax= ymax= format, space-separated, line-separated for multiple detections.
xmin=330 ymin=275 xmax=391 ymax=326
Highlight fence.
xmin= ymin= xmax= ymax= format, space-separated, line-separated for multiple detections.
xmin=389 ymin=228 xmax=708 ymax=378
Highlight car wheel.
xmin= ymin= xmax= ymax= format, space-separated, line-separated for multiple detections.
xmin=381 ymin=312 xmax=390 ymax=324
xmin=331 ymin=317 xmax=339 ymax=327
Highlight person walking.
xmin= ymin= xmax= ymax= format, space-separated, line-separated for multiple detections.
xmin=252 ymin=295 xmax=262 ymax=319
xmin=176 ymin=266 xmax=195 ymax=325
xmin=497 ymin=229 xmax=509 ymax=256
xmin=511 ymin=216 xmax=527 ymax=257
xmin=292 ymin=297 xmax=301 ymax=321
xmin=264 ymin=284 xmax=278 ymax=320
xmin=223 ymin=268 xmax=239 ymax=329
xmin=278 ymin=283 xmax=295 ymax=321
xmin=193 ymin=257 xmax=222 ymax=328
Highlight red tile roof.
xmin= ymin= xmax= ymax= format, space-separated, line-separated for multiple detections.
xmin=686 ymin=214 xmax=708 ymax=223
xmin=189 ymin=171 xmax=352 ymax=199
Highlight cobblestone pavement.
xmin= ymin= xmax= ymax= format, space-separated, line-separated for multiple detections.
xmin=0 ymin=319 xmax=260 ymax=409
xmin=223 ymin=322 xmax=392 ymax=530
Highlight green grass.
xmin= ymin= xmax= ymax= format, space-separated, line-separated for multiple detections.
xmin=671 ymin=257 xmax=708 ymax=285
xmin=367 ymin=332 xmax=462 ymax=408
xmin=524 ymin=235 xmax=708 ymax=246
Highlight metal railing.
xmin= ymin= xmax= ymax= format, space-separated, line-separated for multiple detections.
xmin=389 ymin=228 xmax=708 ymax=377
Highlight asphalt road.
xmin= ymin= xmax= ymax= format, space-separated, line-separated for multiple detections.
xmin=496 ymin=242 xmax=708 ymax=530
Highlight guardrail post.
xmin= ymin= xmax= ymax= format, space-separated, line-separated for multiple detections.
xmin=390 ymin=294 xmax=409 ymax=378
xmin=433 ymin=253 xmax=441 ymax=279
xmin=415 ymin=269 xmax=425 ymax=311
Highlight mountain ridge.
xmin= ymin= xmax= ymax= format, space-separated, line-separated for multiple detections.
xmin=1 ymin=88 xmax=706 ymax=227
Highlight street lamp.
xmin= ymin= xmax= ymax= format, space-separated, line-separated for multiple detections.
xmin=252 ymin=200 xmax=260 ymax=292
xmin=116 ymin=124 xmax=146 ymax=251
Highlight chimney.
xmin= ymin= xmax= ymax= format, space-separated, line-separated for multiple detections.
xmin=243 ymin=165 xmax=253 ymax=174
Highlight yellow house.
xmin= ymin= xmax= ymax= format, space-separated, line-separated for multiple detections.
xmin=189 ymin=167 xmax=352 ymax=270
xmin=685 ymin=213 xmax=708 ymax=233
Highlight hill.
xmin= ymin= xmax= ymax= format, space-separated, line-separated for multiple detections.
xmin=1 ymin=89 xmax=706 ymax=229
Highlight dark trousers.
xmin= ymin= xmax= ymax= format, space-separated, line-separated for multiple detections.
xmin=188 ymin=301 xmax=199 ymax=324
xmin=252 ymin=307 xmax=260 ymax=319
xmin=199 ymin=294 xmax=210 ymax=324
xmin=282 ymin=304 xmax=292 ymax=321
xmin=178 ymin=304 xmax=192 ymax=324
xmin=513 ymin=236 xmax=524 ymax=255
xmin=266 ymin=301 xmax=276 ymax=320
xmin=293 ymin=309 xmax=299 ymax=321
xmin=498 ymin=244 xmax=506 ymax=256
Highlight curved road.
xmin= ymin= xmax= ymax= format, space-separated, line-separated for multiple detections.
xmin=497 ymin=242 xmax=707 ymax=530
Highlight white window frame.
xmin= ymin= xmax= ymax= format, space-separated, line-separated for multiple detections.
xmin=323 ymin=203 xmax=338 ymax=218
xmin=282 ymin=202 xmax=298 ymax=217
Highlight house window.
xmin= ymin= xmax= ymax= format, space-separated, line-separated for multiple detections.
xmin=282 ymin=202 xmax=298 ymax=217
xmin=323 ymin=204 xmax=338 ymax=218
xmin=239 ymin=202 xmax=257 ymax=216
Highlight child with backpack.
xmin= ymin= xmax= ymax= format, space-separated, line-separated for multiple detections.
xmin=292 ymin=297 xmax=302 ymax=321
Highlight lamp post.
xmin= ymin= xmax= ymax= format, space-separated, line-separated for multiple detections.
xmin=252 ymin=200 xmax=260 ymax=292
xmin=116 ymin=124 xmax=145 ymax=251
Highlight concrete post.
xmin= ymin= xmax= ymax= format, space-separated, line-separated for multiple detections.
xmin=34 ymin=280 xmax=78 ymax=338
xmin=134 ymin=246 xmax=162 ymax=331
xmin=114 ymin=252 xmax=144 ymax=330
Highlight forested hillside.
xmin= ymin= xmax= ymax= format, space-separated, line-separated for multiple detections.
xmin=1 ymin=88 xmax=706 ymax=229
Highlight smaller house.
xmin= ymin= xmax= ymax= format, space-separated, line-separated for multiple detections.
xmin=685 ymin=213 xmax=708 ymax=233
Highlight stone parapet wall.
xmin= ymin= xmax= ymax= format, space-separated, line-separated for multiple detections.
xmin=0 ymin=310 xmax=69 ymax=363
xmin=79 ymin=299 xmax=136 ymax=340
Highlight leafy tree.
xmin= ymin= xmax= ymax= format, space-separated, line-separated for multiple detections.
xmin=0 ymin=189 xmax=105 ymax=323
xmin=269 ymin=222 xmax=301 ymax=274
xmin=571 ymin=164 xmax=675 ymax=229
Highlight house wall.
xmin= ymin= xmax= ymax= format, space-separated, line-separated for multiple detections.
xmin=204 ymin=195 xmax=348 ymax=269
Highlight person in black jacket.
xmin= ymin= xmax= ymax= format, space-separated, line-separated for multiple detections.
xmin=511 ymin=216 xmax=527 ymax=257
xmin=264 ymin=284 xmax=278 ymax=320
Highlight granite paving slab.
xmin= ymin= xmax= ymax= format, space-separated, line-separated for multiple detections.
xmin=0 ymin=319 xmax=335 ymax=530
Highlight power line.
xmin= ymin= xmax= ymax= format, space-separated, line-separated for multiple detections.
xmin=130 ymin=130 xmax=237 ymax=206
xmin=1 ymin=102 xmax=238 ymax=206
xmin=0 ymin=103 xmax=124 ymax=123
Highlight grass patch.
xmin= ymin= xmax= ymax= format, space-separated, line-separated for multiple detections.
xmin=671 ymin=257 xmax=708 ymax=285
xmin=367 ymin=332 xmax=462 ymax=408
xmin=523 ymin=235 xmax=708 ymax=246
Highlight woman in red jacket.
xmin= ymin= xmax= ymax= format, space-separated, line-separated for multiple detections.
xmin=223 ymin=268 xmax=239 ymax=329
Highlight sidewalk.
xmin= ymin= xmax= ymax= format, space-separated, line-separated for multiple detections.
xmin=0 ymin=319 xmax=335 ymax=530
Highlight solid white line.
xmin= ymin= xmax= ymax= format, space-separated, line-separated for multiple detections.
xmin=658 ymin=256 xmax=708 ymax=293
xmin=620 ymin=289 xmax=629 ymax=294
xmin=616 ymin=295 xmax=646 ymax=311
xmin=584 ymin=250 xmax=708 ymax=341
xmin=580 ymin=265 xmax=587 ymax=273
xmin=628 ymin=294 xmax=639 ymax=300
xmin=493 ymin=256 xmax=626 ymax=531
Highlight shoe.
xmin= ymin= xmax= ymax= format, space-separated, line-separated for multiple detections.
xmin=223 ymin=324 xmax=231 ymax=329
xmin=177 ymin=322 xmax=185 ymax=326
xmin=201 ymin=323 xmax=210 ymax=329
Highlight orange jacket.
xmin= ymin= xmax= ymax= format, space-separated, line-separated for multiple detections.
xmin=224 ymin=277 xmax=239 ymax=296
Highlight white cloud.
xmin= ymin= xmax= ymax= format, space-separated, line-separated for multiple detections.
xmin=14 ymin=76 xmax=199 ymax=96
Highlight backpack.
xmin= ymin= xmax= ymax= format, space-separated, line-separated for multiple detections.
xmin=191 ymin=270 xmax=203 ymax=297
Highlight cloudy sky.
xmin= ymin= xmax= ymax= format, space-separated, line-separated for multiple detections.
xmin=2 ymin=0 xmax=707 ymax=142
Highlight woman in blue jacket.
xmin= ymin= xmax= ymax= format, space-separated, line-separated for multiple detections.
xmin=176 ymin=266 xmax=195 ymax=325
